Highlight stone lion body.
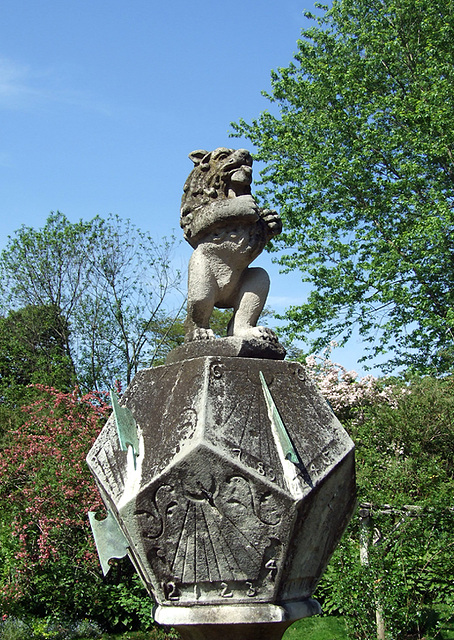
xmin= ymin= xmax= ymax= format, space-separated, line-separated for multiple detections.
xmin=181 ymin=148 xmax=282 ymax=342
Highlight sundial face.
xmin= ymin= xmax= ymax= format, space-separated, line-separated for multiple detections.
xmin=133 ymin=445 xmax=293 ymax=604
xmin=87 ymin=356 xmax=355 ymax=606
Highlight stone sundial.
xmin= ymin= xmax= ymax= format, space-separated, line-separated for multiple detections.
xmin=87 ymin=148 xmax=356 ymax=640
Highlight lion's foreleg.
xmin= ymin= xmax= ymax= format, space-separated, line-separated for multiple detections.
xmin=185 ymin=253 xmax=216 ymax=342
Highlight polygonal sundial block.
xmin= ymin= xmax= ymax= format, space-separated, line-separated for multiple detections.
xmin=86 ymin=356 xmax=355 ymax=607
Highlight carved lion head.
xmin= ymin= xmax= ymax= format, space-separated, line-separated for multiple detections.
xmin=181 ymin=148 xmax=258 ymax=247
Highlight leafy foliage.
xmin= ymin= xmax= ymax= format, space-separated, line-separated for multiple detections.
xmin=232 ymin=0 xmax=454 ymax=373
xmin=319 ymin=507 xmax=454 ymax=640
xmin=0 ymin=212 xmax=183 ymax=390
xmin=314 ymin=372 xmax=454 ymax=639
xmin=0 ymin=305 xmax=75 ymax=408
xmin=0 ymin=386 xmax=154 ymax=632
xmin=0 ymin=617 xmax=180 ymax=640
xmin=348 ymin=375 xmax=454 ymax=507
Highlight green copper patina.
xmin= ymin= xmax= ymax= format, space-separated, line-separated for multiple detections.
xmin=110 ymin=389 xmax=139 ymax=457
xmin=88 ymin=510 xmax=129 ymax=576
xmin=259 ymin=371 xmax=299 ymax=465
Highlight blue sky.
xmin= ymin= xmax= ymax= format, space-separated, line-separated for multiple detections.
xmin=0 ymin=0 xmax=373 ymax=374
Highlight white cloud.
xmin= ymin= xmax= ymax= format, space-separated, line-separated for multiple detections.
xmin=0 ymin=56 xmax=111 ymax=114
xmin=0 ymin=58 xmax=40 ymax=108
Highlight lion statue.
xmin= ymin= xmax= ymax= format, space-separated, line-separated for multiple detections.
xmin=181 ymin=147 xmax=282 ymax=343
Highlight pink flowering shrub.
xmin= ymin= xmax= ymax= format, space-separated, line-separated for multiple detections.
xmin=0 ymin=386 xmax=108 ymax=614
xmin=304 ymin=344 xmax=399 ymax=420
xmin=0 ymin=385 xmax=169 ymax=630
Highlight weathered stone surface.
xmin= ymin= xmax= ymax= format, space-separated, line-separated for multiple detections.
xmin=156 ymin=600 xmax=321 ymax=640
xmin=166 ymin=336 xmax=286 ymax=364
xmin=86 ymin=356 xmax=356 ymax=609
xmin=154 ymin=600 xmax=321 ymax=626
xmin=180 ymin=147 xmax=283 ymax=346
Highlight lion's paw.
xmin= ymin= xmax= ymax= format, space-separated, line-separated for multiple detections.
xmin=186 ymin=327 xmax=216 ymax=342
xmin=261 ymin=209 xmax=282 ymax=237
xmin=236 ymin=326 xmax=279 ymax=343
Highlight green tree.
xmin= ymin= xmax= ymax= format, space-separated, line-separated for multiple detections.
xmin=232 ymin=0 xmax=454 ymax=373
xmin=314 ymin=373 xmax=454 ymax=639
xmin=0 ymin=304 xmax=75 ymax=407
xmin=0 ymin=212 xmax=183 ymax=390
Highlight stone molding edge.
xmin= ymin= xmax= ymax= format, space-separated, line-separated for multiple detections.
xmin=153 ymin=599 xmax=321 ymax=626
xmin=166 ymin=336 xmax=286 ymax=364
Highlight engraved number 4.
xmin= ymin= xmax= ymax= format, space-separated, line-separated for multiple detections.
xmin=265 ymin=559 xmax=277 ymax=581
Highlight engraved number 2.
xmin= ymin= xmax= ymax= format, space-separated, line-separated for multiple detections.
xmin=220 ymin=582 xmax=233 ymax=598
xmin=163 ymin=581 xmax=180 ymax=601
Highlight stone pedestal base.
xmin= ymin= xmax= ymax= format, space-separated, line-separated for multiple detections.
xmin=154 ymin=600 xmax=321 ymax=640
xmin=166 ymin=336 xmax=286 ymax=364
xmin=175 ymin=623 xmax=291 ymax=640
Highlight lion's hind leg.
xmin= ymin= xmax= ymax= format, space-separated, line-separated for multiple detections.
xmin=227 ymin=267 xmax=277 ymax=342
